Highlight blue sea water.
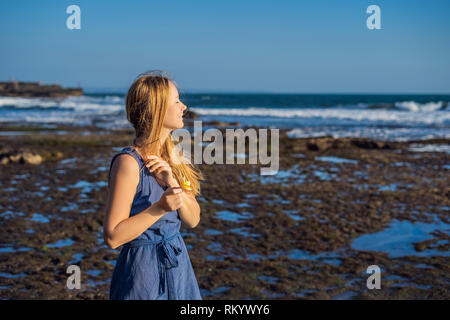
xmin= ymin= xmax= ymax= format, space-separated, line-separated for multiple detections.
xmin=0 ymin=93 xmax=449 ymax=141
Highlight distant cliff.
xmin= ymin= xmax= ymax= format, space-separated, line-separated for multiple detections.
xmin=0 ymin=81 xmax=83 ymax=97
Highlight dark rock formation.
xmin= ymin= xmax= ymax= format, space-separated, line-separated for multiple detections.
xmin=183 ymin=110 xmax=200 ymax=119
xmin=367 ymin=103 xmax=396 ymax=109
xmin=0 ymin=81 xmax=83 ymax=97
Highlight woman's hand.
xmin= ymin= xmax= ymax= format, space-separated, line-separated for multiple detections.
xmin=155 ymin=186 xmax=184 ymax=212
xmin=146 ymin=155 xmax=176 ymax=187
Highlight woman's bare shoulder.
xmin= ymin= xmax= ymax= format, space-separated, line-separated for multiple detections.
xmin=109 ymin=153 xmax=140 ymax=187
xmin=114 ymin=153 xmax=139 ymax=168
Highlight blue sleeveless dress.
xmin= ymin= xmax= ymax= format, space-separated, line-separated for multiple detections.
xmin=107 ymin=146 xmax=202 ymax=300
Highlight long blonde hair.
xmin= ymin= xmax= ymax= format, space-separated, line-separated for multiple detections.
xmin=125 ymin=70 xmax=203 ymax=196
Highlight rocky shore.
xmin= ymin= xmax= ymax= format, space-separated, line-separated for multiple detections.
xmin=0 ymin=81 xmax=83 ymax=97
xmin=0 ymin=123 xmax=448 ymax=299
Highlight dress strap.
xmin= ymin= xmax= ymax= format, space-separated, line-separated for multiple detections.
xmin=128 ymin=146 xmax=146 ymax=166
xmin=108 ymin=147 xmax=143 ymax=188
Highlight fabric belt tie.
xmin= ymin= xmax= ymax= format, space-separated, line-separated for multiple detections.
xmin=124 ymin=231 xmax=182 ymax=297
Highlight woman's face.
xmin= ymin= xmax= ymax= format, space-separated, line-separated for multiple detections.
xmin=163 ymin=81 xmax=187 ymax=130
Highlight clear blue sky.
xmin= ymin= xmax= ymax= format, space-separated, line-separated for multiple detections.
xmin=1 ymin=0 xmax=449 ymax=93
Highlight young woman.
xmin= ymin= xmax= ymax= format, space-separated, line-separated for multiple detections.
xmin=104 ymin=70 xmax=203 ymax=300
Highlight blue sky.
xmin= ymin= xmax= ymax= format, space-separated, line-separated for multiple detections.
xmin=1 ymin=0 xmax=449 ymax=93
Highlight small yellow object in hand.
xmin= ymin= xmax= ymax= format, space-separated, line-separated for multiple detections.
xmin=181 ymin=178 xmax=192 ymax=190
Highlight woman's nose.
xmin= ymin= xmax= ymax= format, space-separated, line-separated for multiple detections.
xmin=182 ymin=103 xmax=188 ymax=114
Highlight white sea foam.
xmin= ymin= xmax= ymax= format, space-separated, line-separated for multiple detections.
xmin=191 ymin=107 xmax=450 ymax=125
xmin=395 ymin=101 xmax=445 ymax=112
xmin=1 ymin=95 xmax=449 ymax=142
xmin=286 ymin=127 xmax=450 ymax=142
xmin=407 ymin=144 xmax=450 ymax=154
xmin=0 ymin=95 xmax=124 ymax=113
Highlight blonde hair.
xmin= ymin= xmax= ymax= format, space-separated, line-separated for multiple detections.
xmin=125 ymin=70 xmax=204 ymax=196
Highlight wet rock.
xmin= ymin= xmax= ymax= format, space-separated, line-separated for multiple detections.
xmin=0 ymin=149 xmax=43 ymax=165
xmin=350 ymin=138 xmax=391 ymax=149
xmin=183 ymin=110 xmax=199 ymax=119
xmin=367 ymin=103 xmax=395 ymax=109
xmin=22 ymin=152 xmax=44 ymax=165
xmin=0 ymin=81 xmax=83 ymax=98
xmin=204 ymin=120 xmax=240 ymax=127
xmin=306 ymin=137 xmax=335 ymax=151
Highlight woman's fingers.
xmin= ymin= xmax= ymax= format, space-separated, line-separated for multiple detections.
xmin=146 ymin=159 xmax=163 ymax=167
xmin=149 ymin=164 xmax=171 ymax=174
xmin=146 ymin=156 xmax=167 ymax=164
xmin=147 ymin=161 xmax=167 ymax=172
xmin=165 ymin=186 xmax=183 ymax=194
xmin=147 ymin=155 xmax=167 ymax=167
xmin=147 ymin=162 xmax=163 ymax=172
xmin=146 ymin=158 xmax=170 ymax=172
xmin=160 ymin=186 xmax=184 ymax=211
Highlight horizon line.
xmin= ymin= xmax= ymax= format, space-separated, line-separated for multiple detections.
xmin=83 ymin=88 xmax=450 ymax=95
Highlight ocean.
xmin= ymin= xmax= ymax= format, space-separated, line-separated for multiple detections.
xmin=0 ymin=93 xmax=449 ymax=142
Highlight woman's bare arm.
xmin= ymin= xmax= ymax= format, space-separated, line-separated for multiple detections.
xmin=167 ymin=178 xmax=200 ymax=228
xmin=103 ymin=154 xmax=168 ymax=249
